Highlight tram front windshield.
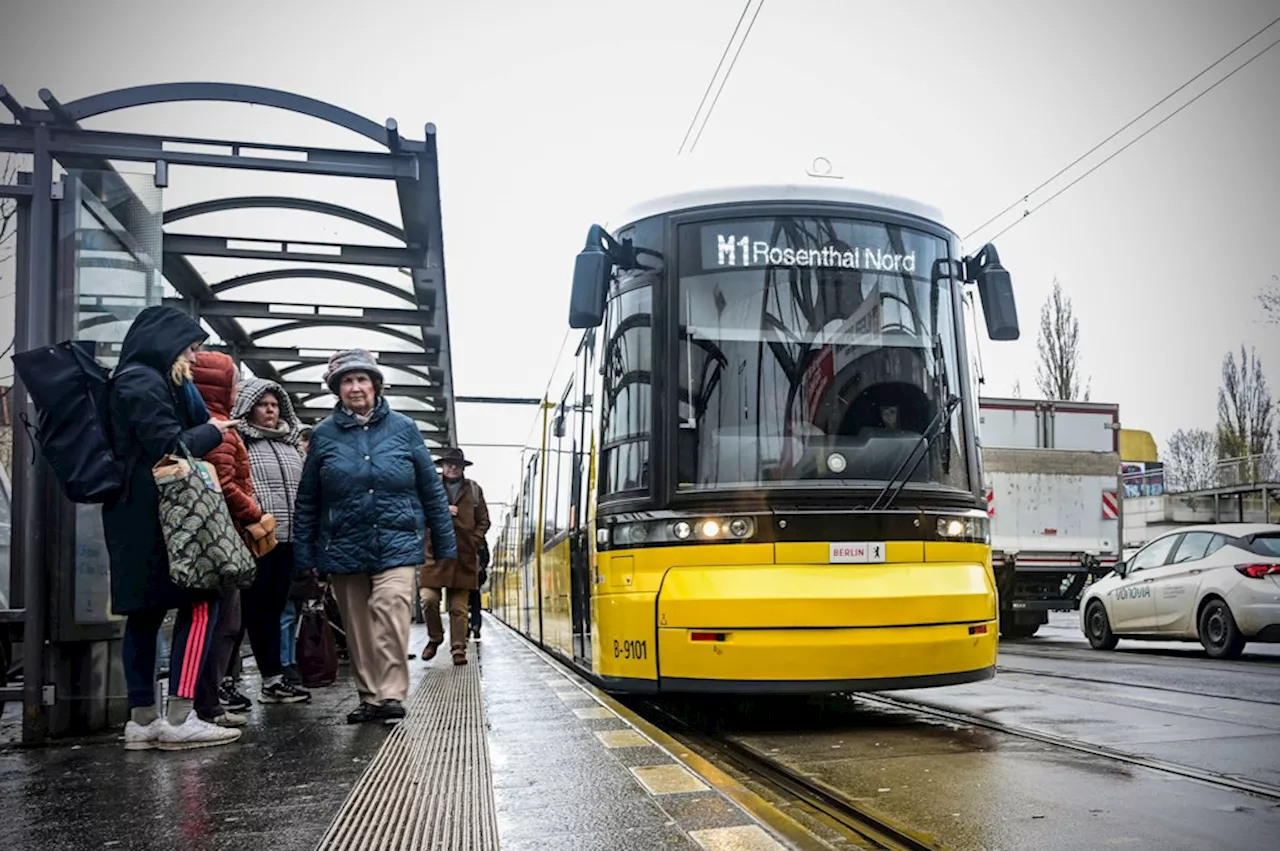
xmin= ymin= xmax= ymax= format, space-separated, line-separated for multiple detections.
xmin=676 ymin=215 xmax=969 ymax=494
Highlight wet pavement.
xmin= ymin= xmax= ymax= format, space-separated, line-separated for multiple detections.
xmin=0 ymin=631 xmax=432 ymax=851
xmin=1 ymin=620 xmax=798 ymax=851
xmin=3 ymin=611 xmax=1277 ymax=850
xmin=662 ymin=611 xmax=1280 ymax=850
xmin=483 ymin=621 xmax=792 ymax=851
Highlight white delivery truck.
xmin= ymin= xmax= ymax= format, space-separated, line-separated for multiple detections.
xmin=979 ymin=397 xmax=1123 ymax=638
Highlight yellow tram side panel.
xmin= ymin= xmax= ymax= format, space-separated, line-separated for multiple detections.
xmin=541 ymin=538 xmax=573 ymax=659
xmin=655 ymin=539 xmax=998 ymax=684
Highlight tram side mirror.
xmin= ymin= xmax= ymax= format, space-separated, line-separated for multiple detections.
xmin=967 ymin=243 xmax=1020 ymax=341
xmin=569 ymin=243 xmax=611 ymax=329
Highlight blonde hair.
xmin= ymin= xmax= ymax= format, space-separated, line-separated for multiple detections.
xmin=170 ymin=357 xmax=193 ymax=386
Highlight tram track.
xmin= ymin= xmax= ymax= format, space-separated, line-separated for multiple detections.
xmin=631 ymin=698 xmax=951 ymax=851
xmin=855 ymin=692 xmax=1280 ymax=803
xmin=995 ymin=663 xmax=1280 ymax=707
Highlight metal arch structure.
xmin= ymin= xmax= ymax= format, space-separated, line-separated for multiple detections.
xmin=164 ymin=195 xmax=407 ymax=242
xmin=210 ymin=268 xmax=417 ymax=304
xmin=0 ymin=80 xmax=461 ymax=742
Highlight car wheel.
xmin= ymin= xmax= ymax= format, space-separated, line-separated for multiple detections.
xmin=1085 ymin=600 xmax=1118 ymax=650
xmin=1198 ymin=598 xmax=1245 ymax=659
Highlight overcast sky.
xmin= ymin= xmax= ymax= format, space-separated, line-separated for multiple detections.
xmin=2 ymin=0 xmax=1278 ymax=512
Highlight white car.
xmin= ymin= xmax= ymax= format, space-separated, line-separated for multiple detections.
xmin=1081 ymin=523 xmax=1280 ymax=659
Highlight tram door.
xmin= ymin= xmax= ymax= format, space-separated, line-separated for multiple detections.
xmin=568 ymin=339 xmax=596 ymax=666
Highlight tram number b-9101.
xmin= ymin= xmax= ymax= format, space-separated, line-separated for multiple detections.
xmin=613 ymin=639 xmax=648 ymax=661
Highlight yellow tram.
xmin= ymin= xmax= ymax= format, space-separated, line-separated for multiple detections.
xmin=490 ymin=176 xmax=1022 ymax=694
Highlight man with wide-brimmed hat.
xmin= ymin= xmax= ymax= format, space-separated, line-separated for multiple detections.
xmin=420 ymin=446 xmax=491 ymax=664
xmin=294 ymin=348 xmax=457 ymax=723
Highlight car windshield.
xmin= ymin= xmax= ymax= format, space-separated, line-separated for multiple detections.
xmin=675 ymin=215 xmax=968 ymax=493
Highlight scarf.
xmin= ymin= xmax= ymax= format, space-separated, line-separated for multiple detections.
xmin=249 ymin=422 xmax=292 ymax=440
xmin=445 ymin=479 xmax=464 ymax=503
xmin=342 ymin=405 xmax=374 ymax=426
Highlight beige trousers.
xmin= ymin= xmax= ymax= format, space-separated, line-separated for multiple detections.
xmin=421 ymin=586 xmax=469 ymax=651
xmin=330 ymin=566 xmax=415 ymax=705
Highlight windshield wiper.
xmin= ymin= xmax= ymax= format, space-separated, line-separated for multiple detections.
xmin=865 ymin=394 xmax=961 ymax=512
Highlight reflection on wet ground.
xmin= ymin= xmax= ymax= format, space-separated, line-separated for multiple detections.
xmin=639 ymin=652 xmax=1280 ymax=851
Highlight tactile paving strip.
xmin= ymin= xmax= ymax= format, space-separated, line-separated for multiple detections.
xmin=316 ymin=648 xmax=498 ymax=851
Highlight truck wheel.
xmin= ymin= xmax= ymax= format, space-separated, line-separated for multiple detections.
xmin=1198 ymin=599 xmax=1245 ymax=660
xmin=1001 ymin=621 xmax=1040 ymax=640
xmin=1085 ymin=601 xmax=1118 ymax=650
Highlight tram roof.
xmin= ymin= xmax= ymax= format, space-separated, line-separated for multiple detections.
xmin=609 ymin=182 xmax=955 ymax=237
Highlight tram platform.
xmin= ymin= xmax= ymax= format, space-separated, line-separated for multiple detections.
xmin=0 ymin=616 xmax=794 ymax=851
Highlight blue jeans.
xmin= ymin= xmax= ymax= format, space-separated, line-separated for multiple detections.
xmin=280 ymin=600 xmax=298 ymax=667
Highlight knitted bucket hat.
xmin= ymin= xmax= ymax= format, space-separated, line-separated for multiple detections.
xmin=323 ymin=348 xmax=384 ymax=396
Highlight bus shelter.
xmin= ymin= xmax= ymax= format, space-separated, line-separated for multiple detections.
xmin=0 ymin=82 xmax=458 ymax=743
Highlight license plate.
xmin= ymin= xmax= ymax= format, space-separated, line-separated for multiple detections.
xmin=829 ymin=542 xmax=886 ymax=564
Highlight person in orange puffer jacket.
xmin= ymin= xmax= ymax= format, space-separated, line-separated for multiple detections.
xmin=192 ymin=353 xmax=309 ymax=716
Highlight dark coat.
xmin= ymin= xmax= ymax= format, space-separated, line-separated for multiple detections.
xmin=102 ymin=306 xmax=222 ymax=614
xmin=192 ymin=352 xmax=263 ymax=533
xmin=421 ymin=477 xmax=490 ymax=591
xmin=293 ymin=397 xmax=458 ymax=576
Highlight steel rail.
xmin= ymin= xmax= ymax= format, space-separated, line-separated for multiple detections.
xmin=634 ymin=699 xmax=950 ymax=851
xmin=996 ymin=664 xmax=1280 ymax=707
xmin=858 ymin=693 xmax=1280 ymax=803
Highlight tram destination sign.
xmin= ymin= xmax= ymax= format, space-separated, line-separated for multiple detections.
xmin=683 ymin=218 xmax=934 ymax=277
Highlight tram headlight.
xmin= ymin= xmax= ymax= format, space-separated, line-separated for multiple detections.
xmin=603 ymin=516 xmax=759 ymax=549
xmin=935 ymin=515 xmax=990 ymax=543
xmin=826 ymin=452 xmax=847 ymax=474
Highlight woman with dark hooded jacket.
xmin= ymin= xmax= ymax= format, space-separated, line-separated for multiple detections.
xmin=103 ymin=305 xmax=242 ymax=751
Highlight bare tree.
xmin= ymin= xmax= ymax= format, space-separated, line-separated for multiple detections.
xmin=1164 ymin=428 xmax=1220 ymax=492
xmin=1035 ymin=278 xmax=1090 ymax=401
xmin=1261 ymin=275 xmax=1280 ymax=322
xmin=1011 ymin=379 xmax=1023 ymax=398
xmin=1217 ymin=345 xmax=1274 ymax=462
xmin=0 ymin=153 xmax=17 ymax=267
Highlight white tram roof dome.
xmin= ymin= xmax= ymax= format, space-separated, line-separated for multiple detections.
xmin=603 ymin=154 xmax=956 ymax=237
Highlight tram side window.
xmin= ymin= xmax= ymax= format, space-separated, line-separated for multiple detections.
xmin=599 ymin=283 xmax=653 ymax=497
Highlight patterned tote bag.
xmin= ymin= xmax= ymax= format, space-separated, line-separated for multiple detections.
xmin=153 ymin=443 xmax=258 ymax=590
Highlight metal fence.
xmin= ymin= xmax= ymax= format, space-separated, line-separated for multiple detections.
xmin=1213 ymin=453 xmax=1279 ymax=487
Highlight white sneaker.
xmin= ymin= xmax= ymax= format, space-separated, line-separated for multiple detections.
xmin=158 ymin=710 xmax=242 ymax=750
xmin=123 ymin=718 xmax=163 ymax=750
xmin=213 ymin=710 xmax=248 ymax=728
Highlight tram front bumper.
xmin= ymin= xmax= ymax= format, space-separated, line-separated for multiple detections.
xmin=653 ymin=562 xmax=998 ymax=691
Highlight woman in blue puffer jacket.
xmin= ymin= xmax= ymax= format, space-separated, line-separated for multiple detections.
xmin=293 ymin=348 xmax=457 ymax=724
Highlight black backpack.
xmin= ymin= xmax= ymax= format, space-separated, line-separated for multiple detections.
xmin=12 ymin=340 xmax=138 ymax=504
